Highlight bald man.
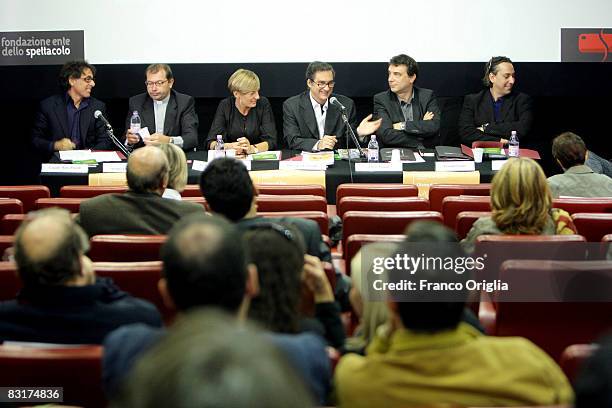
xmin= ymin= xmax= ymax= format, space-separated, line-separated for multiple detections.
xmin=0 ymin=208 xmax=162 ymax=344
xmin=78 ymin=146 xmax=203 ymax=237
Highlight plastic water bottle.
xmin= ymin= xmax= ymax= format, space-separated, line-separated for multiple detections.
xmin=508 ymin=130 xmax=519 ymax=158
xmin=215 ymin=135 xmax=225 ymax=158
xmin=367 ymin=135 xmax=379 ymax=163
xmin=130 ymin=111 xmax=141 ymax=134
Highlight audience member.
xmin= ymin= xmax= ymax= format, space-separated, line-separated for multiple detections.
xmin=586 ymin=149 xmax=612 ymax=178
xmin=548 ymin=131 xmax=612 ymax=197
xmin=78 ymin=146 xmax=202 ymax=236
xmin=158 ymin=143 xmax=188 ymax=200
xmin=111 ymin=309 xmax=314 ymax=408
xmin=459 ymin=56 xmax=533 ymax=145
xmin=0 ymin=208 xmax=162 ymax=344
xmin=103 ymin=214 xmax=330 ymax=403
xmin=124 ymin=63 xmax=198 ymax=151
xmin=207 ymin=69 xmax=277 ymax=155
xmin=335 ymin=221 xmax=573 ymax=407
xmin=283 ymin=61 xmax=380 ymax=151
xmin=374 ymin=54 xmax=440 ymax=148
xmin=574 ymin=334 xmax=612 ymax=408
xmin=31 ymin=60 xmax=112 ymax=159
xmin=462 ymin=157 xmax=577 ymax=253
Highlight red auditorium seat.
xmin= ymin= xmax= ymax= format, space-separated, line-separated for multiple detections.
xmin=428 ymin=184 xmax=491 ymax=213
xmin=0 ymin=261 xmax=20 ymax=301
xmin=441 ymin=195 xmax=491 ymax=228
xmin=182 ymin=196 xmax=207 ymax=208
xmin=1 ymin=214 xmax=28 ymax=235
xmin=258 ymin=211 xmax=329 ymax=235
xmin=560 ymin=344 xmax=598 ymax=385
xmin=489 ymin=260 xmax=612 ymax=361
xmin=553 ymin=197 xmax=612 ymax=214
xmin=472 ymin=141 xmax=504 ymax=149
xmin=0 ymin=344 xmax=106 ymax=408
xmin=256 ymin=194 xmax=327 ymax=213
xmin=256 ymin=184 xmax=326 ymax=197
xmin=0 ymin=235 xmax=14 ymax=258
xmin=344 ymin=234 xmax=405 ymax=276
xmin=336 ymin=183 xmax=418 ymax=203
xmin=89 ymin=235 xmax=167 ymax=262
xmin=0 ymin=185 xmax=50 ymax=213
xmin=456 ymin=211 xmax=491 ymax=239
xmin=337 ymin=196 xmax=430 ymax=218
xmin=35 ymin=197 xmax=85 ymax=212
xmin=0 ymin=198 xmax=23 ymax=218
xmin=181 ymin=184 xmax=203 ymax=197
xmin=60 ymin=185 xmax=128 ymax=198
xmin=572 ymin=213 xmax=612 ymax=242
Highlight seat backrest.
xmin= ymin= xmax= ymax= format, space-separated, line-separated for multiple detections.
xmin=0 ymin=235 xmax=14 ymax=260
xmin=441 ymin=195 xmax=491 ymax=228
xmin=35 ymin=197 xmax=85 ymax=212
xmin=256 ymin=194 xmax=327 ymax=213
xmin=472 ymin=141 xmax=504 ymax=149
xmin=0 ymin=344 xmax=105 ymax=408
xmin=0 ymin=185 xmax=51 ymax=213
xmin=345 ymin=234 xmax=405 ymax=276
xmin=553 ymin=197 xmax=612 ymax=214
xmin=181 ymin=184 xmax=203 ymax=197
xmin=89 ymin=235 xmax=167 ymax=262
xmin=494 ymin=260 xmax=612 ymax=361
xmin=429 ymin=184 xmax=491 ymax=213
xmin=60 ymin=185 xmax=128 ymax=198
xmin=257 ymin=210 xmax=329 ymax=235
xmin=1 ymin=213 xmax=28 ymax=235
xmin=182 ymin=196 xmax=207 ymax=208
xmin=0 ymin=261 xmax=20 ymax=301
xmin=572 ymin=213 xmax=612 ymax=242
xmin=256 ymin=184 xmax=326 ymax=198
xmin=456 ymin=211 xmax=491 ymax=239
xmin=342 ymin=211 xmax=443 ymax=255
xmin=0 ymin=198 xmax=24 ymax=218
xmin=336 ymin=183 xmax=418 ymax=203
xmin=337 ymin=196 xmax=430 ymax=218
xmin=560 ymin=344 xmax=599 ymax=385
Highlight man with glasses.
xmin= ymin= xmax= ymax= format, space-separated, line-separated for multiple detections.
xmin=125 ymin=63 xmax=199 ymax=151
xmin=31 ymin=60 xmax=113 ymax=159
xmin=283 ymin=61 xmax=380 ymax=151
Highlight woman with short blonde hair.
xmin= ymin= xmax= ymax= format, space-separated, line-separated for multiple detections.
xmin=159 ymin=143 xmax=187 ymax=200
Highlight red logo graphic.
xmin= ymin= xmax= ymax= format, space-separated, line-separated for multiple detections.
xmin=578 ymin=29 xmax=611 ymax=62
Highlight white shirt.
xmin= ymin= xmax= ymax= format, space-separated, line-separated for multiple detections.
xmin=153 ymin=94 xmax=170 ymax=134
xmin=309 ymin=93 xmax=328 ymax=151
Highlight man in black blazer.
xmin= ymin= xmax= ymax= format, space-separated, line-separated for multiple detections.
xmin=31 ymin=61 xmax=113 ymax=160
xmin=283 ymin=61 xmax=380 ymax=151
xmin=125 ymin=64 xmax=199 ymax=151
xmin=374 ymin=54 xmax=441 ymax=148
xmin=458 ymin=56 xmax=533 ymax=146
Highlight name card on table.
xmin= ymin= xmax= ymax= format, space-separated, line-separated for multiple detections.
xmin=355 ymin=162 xmax=403 ymax=172
xmin=279 ymin=161 xmax=327 ymax=171
xmin=192 ymin=160 xmax=207 ymax=171
xmin=491 ymin=160 xmax=508 ymax=171
xmin=41 ymin=163 xmax=88 ymax=173
xmin=404 ymin=171 xmax=480 ymax=198
xmin=103 ymin=162 xmax=127 ymax=173
xmin=435 ymin=161 xmax=475 ymax=172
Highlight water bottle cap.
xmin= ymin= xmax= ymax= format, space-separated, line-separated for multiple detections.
xmin=217 ymin=135 xmax=222 ymax=140
xmin=132 ymin=111 xmax=139 ymax=115
xmin=371 ymin=135 xmax=376 ymax=140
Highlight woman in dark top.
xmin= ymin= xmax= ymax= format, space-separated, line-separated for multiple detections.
xmin=207 ymin=69 xmax=277 ymax=155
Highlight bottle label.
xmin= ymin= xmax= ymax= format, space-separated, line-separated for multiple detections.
xmin=130 ymin=124 xmax=140 ymax=133
xmin=368 ymin=149 xmax=378 ymax=162
xmin=508 ymin=145 xmax=519 ymax=157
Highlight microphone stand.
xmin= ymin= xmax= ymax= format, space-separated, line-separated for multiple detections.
xmin=103 ymin=124 xmax=131 ymax=158
xmin=339 ymin=108 xmax=367 ymax=162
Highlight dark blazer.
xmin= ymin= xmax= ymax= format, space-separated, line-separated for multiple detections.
xmin=77 ymin=191 xmax=203 ymax=237
xmin=31 ymin=94 xmax=112 ymax=158
xmin=283 ymin=91 xmax=357 ymax=151
xmin=124 ymin=89 xmax=199 ymax=151
xmin=206 ymin=96 xmax=277 ymax=149
xmin=458 ymin=89 xmax=533 ymax=145
xmin=373 ymin=87 xmax=441 ymax=148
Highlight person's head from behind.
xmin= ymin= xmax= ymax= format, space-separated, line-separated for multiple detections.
xmin=199 ymin=157 xmax=256 ymax=221
xmin=160 ymin=213 xmax=255 ymax=314
xmin=126 ymin=146 xmax=169 ymax=194
xmin=14 ymin=208 xmax=93 ymax=287
xmin=58 ymin=60 xmax=96 ymax=98
xmin=388 ymin=54 xmax=419 ymax=95
xmin=574 ymin=334 xmax=612 ymax=408
xmin=158 ymin=143 xmax=187 ymax=193
xmin=243 ymin=223 xmax=306 ymax=334
xmin=144 ymin=63 xmax=174 ymax=101
xmin=388 ymin=221 xmax=468 ymax=333
xmin=112 ymin=309 xmax=313 ymax=408
xmin=483 ymin=56 xmax=515 ymax=97
xmin=305 ymin=61 xmax=335 ymax=105
xmin=228 ymin=68 xmax=261 ymax=110
xmin=491 ymin=157 xmax=552 ymax=234
xmin=552 ymin=131 xmax=588 ymax=171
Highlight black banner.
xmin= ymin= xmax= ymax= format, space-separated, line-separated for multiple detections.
xmin=0 ymin=30 xmax=84 ymax=66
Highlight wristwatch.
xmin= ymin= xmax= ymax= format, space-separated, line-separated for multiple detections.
xmin=169 ymin=137 xmax=175 ymax=145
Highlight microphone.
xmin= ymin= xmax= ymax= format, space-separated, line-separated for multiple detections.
xmin=94 ymin=110 xmax=112 ymax=130
xmin=329 ymin=96 xmax=346 ymax=111
xmin=94 ymin=110 xmax=131 ymax=157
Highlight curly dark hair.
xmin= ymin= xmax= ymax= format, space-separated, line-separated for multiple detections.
xmin=58 ymin=60 xmax=96 ymax=91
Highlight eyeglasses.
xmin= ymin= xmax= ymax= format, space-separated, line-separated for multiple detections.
xmin=79 ymin=76 xmax=95 ymax=83
xmin=309 ymin=80 xmax=335 ymax=89
xmin=246 ymin=223 xmax=296 ymax=243
xmin=145 ymin=80 xmax=169 ymax=87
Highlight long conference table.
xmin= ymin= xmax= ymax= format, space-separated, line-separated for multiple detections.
xmin=42 ymin=149 xmax=498 ymax=204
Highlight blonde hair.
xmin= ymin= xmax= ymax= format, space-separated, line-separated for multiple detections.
xmin=159 ymin=143 xmax=187 ymax=192
xmin=491 ymin=157 xmax=552 ymax=234
xmin=227 ymin=69 xmax=260 ymax=94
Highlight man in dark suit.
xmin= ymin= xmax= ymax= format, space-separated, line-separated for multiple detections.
xmin=31 ymin=60 xmax=113 ymax=160
xmin=77 ymin=146 xmax=203 ymax=237
xmin=458 ymin=56 xmax=533 ymax=146
xmin=283 ymin=61 xmax=380 ymax=151
xmin=125 ymin=64 xmax=199 ymax=151
xmin=374 ymin=54 xmax=441 ymax=148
